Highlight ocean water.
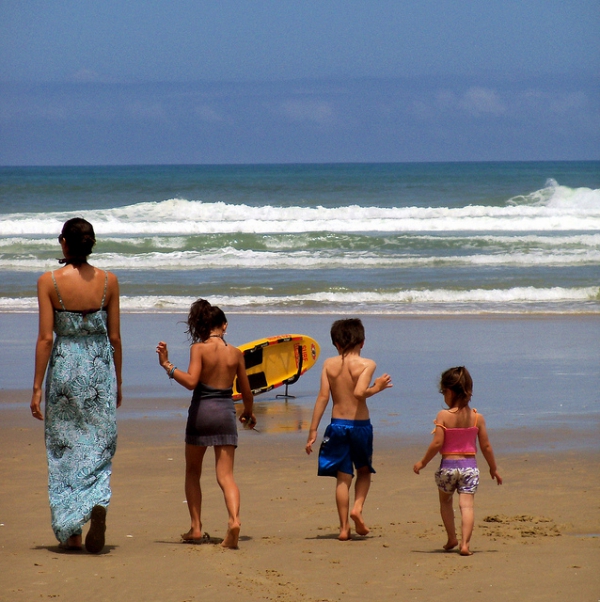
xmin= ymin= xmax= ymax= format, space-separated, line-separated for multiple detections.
xmin=2 ymin=312 xmax=599 ymax=451
xmin=1 ymin=164 xmax=599 ymax=449
xmin=1 ymin=161 xmax=599 ymax=315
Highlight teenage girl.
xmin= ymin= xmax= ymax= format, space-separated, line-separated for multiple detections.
xmin=413 ymin=366 xmax=502 ymax=556
xmin=156 ymin=299 xmax=255 ymax=549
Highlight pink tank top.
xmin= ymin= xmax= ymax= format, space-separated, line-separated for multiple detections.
xmin=435 ymin=410 xmax=479 ymax=456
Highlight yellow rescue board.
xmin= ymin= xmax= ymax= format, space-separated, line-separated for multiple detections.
xmin=232 ymin=334 xmax=320 ymax=400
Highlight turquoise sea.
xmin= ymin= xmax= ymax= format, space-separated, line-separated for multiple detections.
xmin=1 ymin=161 xmax=599 ymax=315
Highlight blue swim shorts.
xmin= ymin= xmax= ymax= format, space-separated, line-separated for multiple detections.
xmin=317 ymin=418 xmax=375 ymax=478
xmin=435 ymin=457 xmax=480 ymax=494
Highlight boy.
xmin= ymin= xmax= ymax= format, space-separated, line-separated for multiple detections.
xmin=305 ymin=318 xmax=392 ymax=540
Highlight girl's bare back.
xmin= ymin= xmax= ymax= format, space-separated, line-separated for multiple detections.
xmin=194 ymin=338 xmax=242 ymax=389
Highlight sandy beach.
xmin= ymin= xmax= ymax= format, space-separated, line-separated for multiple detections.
xmin=1 ymin=386 xmax=598 ymax=602
xmin=1 ymin=312 xmax=599 ymax=601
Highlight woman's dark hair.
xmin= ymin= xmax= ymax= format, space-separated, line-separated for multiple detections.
xmin=440 ymin=366 xmax=473 ymax=408
xmin=330 ymin=318 xmax=365 ymax=357
xmin=59 ymin=218 xmax=96 ymax=265
xmin=186 ymin=299 xmax=227 ymax=343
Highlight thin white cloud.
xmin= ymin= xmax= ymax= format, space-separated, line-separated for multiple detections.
xmin=459 ymin=87 xmax=506 ymax=116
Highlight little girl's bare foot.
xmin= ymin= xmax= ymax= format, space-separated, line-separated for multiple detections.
xmin=350 ymin=511 xmax=370 ymax=536
xmin=338 ymin=527 xmax=351 ymax=541
xmin=221 ymin=522 xmax=241 ymax=549
xmin=443 ymin=538 xmax=458 ymax=551
xmin=459 ymin=547 xmax=473 ymax=556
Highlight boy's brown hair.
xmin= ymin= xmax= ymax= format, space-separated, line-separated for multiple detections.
xmin=330 ymin=318 xmax=365 ymax=357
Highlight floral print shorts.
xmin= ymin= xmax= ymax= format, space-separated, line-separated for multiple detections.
xmin=435 ymin=458 xmax=480 ymax=494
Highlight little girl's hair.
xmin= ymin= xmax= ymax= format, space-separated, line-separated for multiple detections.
xmin=186 ymin=299 xmax=227 ymax=343
xmin=440 ymin=366 xmax=473 ymax=408
xmin=59 ymin=217 xmax=96 ymax=265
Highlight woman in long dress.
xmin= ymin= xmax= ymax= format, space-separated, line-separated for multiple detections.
xmin=156 ymin=299 xmax=255 ymax=549
xmin=31 ymin=218 xmax=122 ymax=553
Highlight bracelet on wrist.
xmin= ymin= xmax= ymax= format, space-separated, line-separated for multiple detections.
xmin=168 ymin=365 xmax=177 ymax=379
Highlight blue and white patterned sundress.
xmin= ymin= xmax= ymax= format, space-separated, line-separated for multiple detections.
xmin=44 ymin=271 xmax=117 ymax=544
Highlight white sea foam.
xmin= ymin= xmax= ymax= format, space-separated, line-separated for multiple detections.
xmin=1 ymin=246 xmax=599 ymax=272
xmin=1 ymin=182 xmax=599 ymax=236
xmin=1 ymin=180 xmax=597 ymax=315
xmin=508 ymin=180 xmax=600 ymax=210
xmin=2 ymin=287 xmax=598 ymax=314
xmin=103 ymin=285 xmax=600 ymax=315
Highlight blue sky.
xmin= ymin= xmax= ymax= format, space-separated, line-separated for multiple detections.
xmin=1 ymin=1 xmax=598 ymax=164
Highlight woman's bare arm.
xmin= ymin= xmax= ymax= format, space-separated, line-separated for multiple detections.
xmin=31 ymin=274 xmax=54 ymax=419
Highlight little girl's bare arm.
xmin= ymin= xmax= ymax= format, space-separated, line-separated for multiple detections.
xmin=477 ymin=415 xmax=503 ymax=484
xmin=414 ymin=420 xmax=445 ymax=474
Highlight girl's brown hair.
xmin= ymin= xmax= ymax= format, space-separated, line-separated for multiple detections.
xmin=186 ymin=299 xmax=227 ymax=343
xmin=440 ymin=366 xmax=473 ymax=408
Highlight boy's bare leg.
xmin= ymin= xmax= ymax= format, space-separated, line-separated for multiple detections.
xmin=350 ymin=466 xmax=371 ymax=535
xmin=438 ymin=489 xmax=459 ymax=551
xmin=458 ymin=493 xmax=474 ymax=555
xmin=335 ymin=472 xmax=353 ymax=540
xmin=183 ymin=444 xmax=207 ymax=540
xmin=214 ymin=445 xmax=241 ymax=549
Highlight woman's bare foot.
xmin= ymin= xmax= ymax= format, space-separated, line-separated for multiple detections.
xmin=181 ymin=528 xmax=204 ymax=542
xmin=60 ymin=535 xmax=83 ymax=551
xmin=443 ymin=538 xmax=459 ymax=551
xmin=459 ymin=546 xmax=473 ymax=556
xmin=221 ymin=521 xmax=241 ymax=549
xmin=350 ymin=511 xmax=370 ymax=536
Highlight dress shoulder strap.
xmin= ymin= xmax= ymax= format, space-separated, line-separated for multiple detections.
xmin=100 ymin=271 xmax=109 ymax=309
xmin=472 ymin=408 xmax=479 ymax=427
xmin=51 ymin=271 xmax=66 ymax=310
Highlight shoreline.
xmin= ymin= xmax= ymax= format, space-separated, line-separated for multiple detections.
xmin=3 ymin=389 xmax=599 ymax=455
xmin=3 ymin=311 xmax=599 ymax=447
xmin=2 ymin=308 xmax=600 ymax=316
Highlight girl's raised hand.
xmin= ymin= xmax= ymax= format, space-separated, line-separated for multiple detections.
xmin=156 ymin=341 xmax=169 ymax=367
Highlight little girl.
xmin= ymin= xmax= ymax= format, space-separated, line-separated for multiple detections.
xmin=413 ymin=366 xmax=502 ymax=556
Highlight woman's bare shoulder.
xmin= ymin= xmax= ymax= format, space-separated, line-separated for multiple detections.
xmin=37 ymin=270 xmax=54 ymax=291
xmin=37 ymin=269 xmax=53 ymax=282
xmin=104 ymin=269 xmax=119 ymax=282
